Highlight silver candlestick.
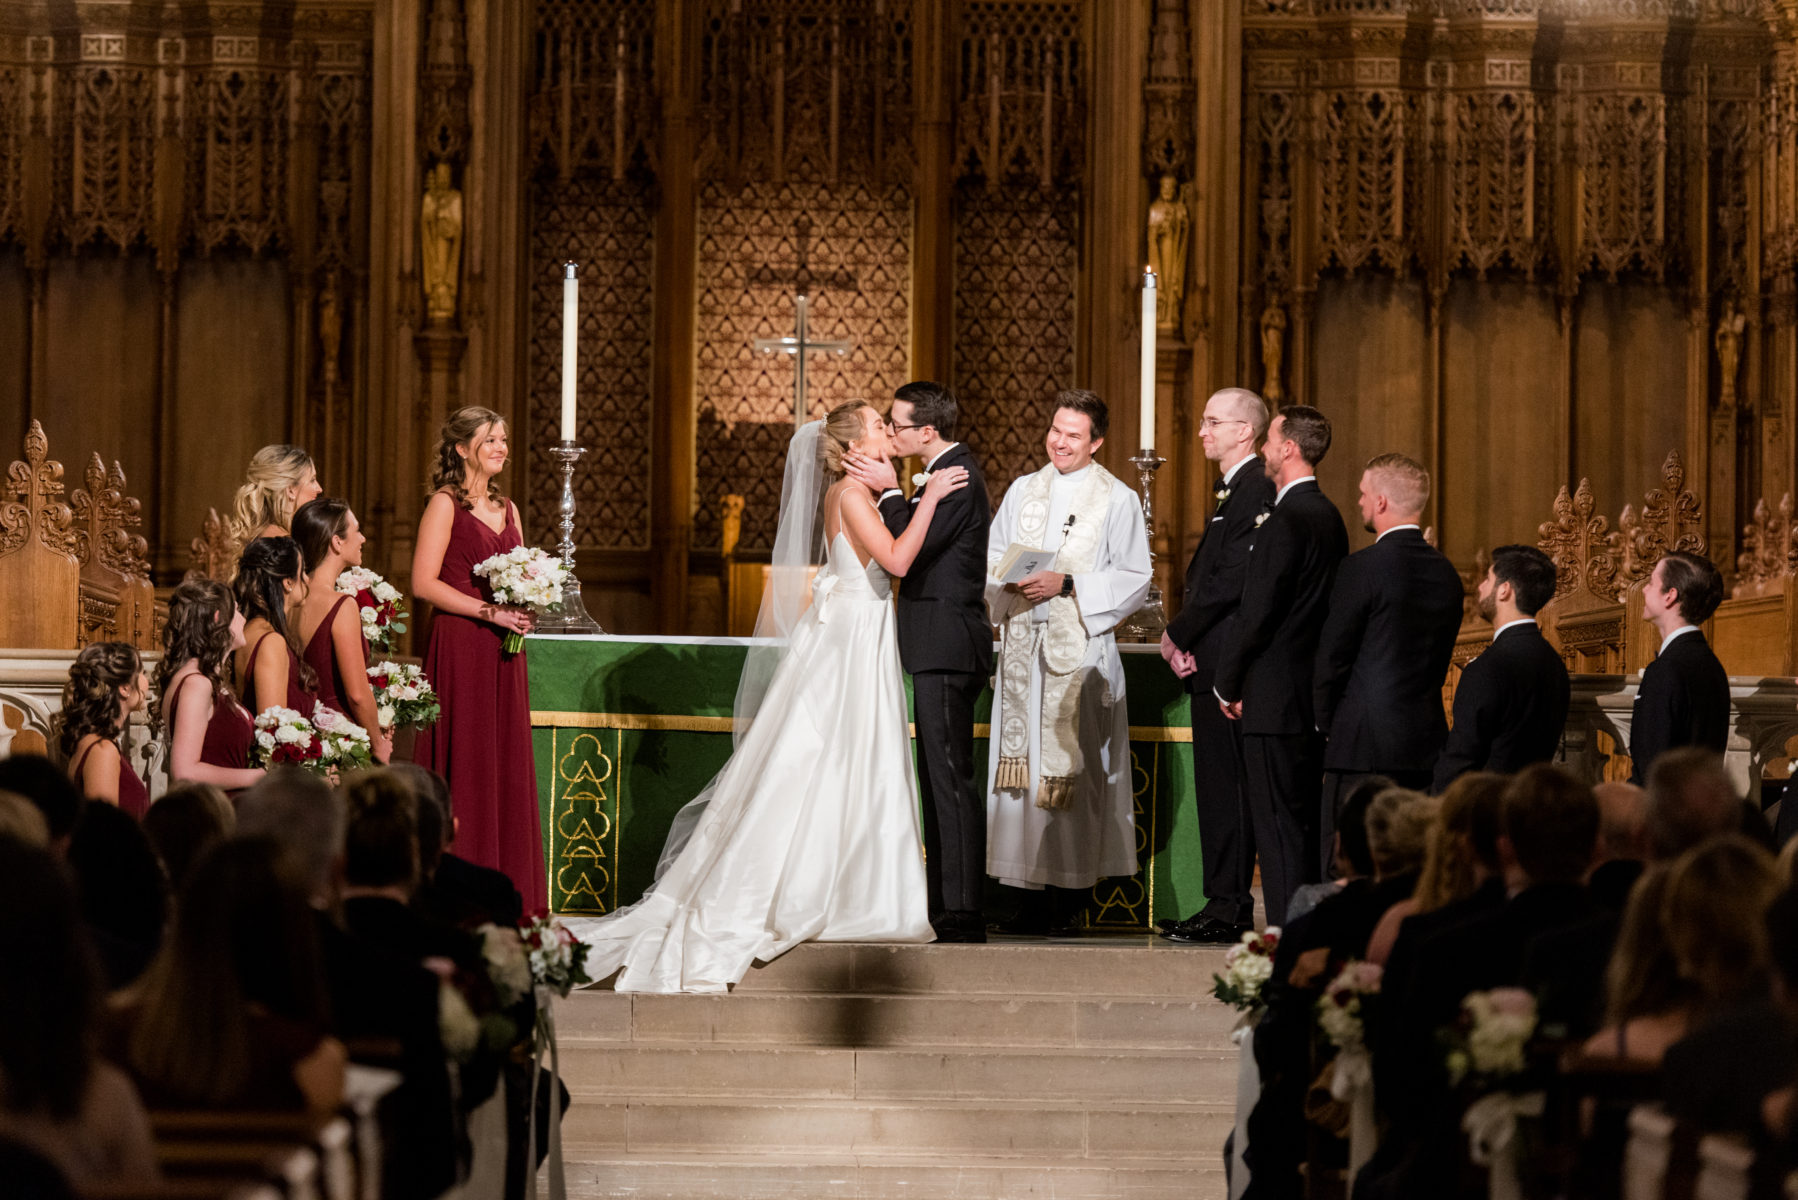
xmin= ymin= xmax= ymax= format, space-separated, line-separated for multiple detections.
xmin=534 ymin=440 xmax=604 ymax=635
xmin=1116 ymin=448 xmax=1168 ymax=642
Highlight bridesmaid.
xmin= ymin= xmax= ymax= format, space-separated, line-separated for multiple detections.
xmin=411 ymin=405 xmax=545 ymax=910
xmin=233 ymin=537 xmax=320 ymax=718
xmin=292 ymin=498 xmax=392 ymax=763
xmin=227 ymin=445 xmax=322 ymax=554
xmin=58 ymin=642 xmax=152 ymax=817
xmin=159 ymin=579 xmax=264 ymax=792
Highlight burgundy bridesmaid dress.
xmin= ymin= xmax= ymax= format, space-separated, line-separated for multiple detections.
xmin=242 ymin=631 xmax=320 ymax=717
xmin=165 ymin=678 xmax=256 ymax=797
xmin=302 ymin=594 xmax=360 ymax=715
xmin=70 ymin=739 xmax=149 ymax=818
xmin=413 ymin=501 xmax=546 ymax=911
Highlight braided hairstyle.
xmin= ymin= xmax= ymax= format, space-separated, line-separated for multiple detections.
xmin=56 ymin=641 xmax=142 ymax=761
xmin=429 ymin=406 xmax=507 ymax=510
xmin=233 ymin=537 xmax=318 ymax=694
xmin=156 ymin=579 xmax=238 ymax=732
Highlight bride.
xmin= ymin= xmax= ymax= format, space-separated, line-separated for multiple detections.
xmin=565 ymin=400 xmax=971 ymax=993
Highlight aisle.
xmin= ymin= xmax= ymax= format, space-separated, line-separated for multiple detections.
xmin=553 ymin=935 xmax=1237 ymax=1199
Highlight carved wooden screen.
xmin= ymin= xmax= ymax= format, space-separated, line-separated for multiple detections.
xmin=949 ymin=1 xmax=1085 ymax=502
xmin=690 ymin=0 xmax=916 ymax=554
xmin=526 ymin=0 xmax=657 ymax=551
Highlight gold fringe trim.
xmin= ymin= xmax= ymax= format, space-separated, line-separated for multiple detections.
xmin=1035 ymin=775 xmax=1076 ymax=811
xmin=995 ymin=756 xmax=1030 ymax=791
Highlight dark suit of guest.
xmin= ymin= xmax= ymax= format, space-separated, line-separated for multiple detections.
xmin=1432 ymin=621 xmax=1571 ymax=792
xmin=1214 ymin=478 xmax=1348 ymax=927
xmin=878 ymin=443 xmax=994 ymax=926
xmin=1164 ymin=456 xmax=1275 ymax=927
xmin=1629 ymin=629 xmax=1730 ymax=784
xmin=1313 ymin=527 xmax=1465 ymax=875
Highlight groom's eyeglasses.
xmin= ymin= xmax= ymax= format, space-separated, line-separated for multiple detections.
xmin=887 ymin=420 xmax=926 ymax=431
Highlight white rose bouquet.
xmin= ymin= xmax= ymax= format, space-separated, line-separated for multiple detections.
xmin=1316 ymin=959 xmax=1383 ymax=1053
xmin=521 ymin=914 xmax=593 ymax=999
xmin=1445 ymin=987 xmax=1538 ymax=1089
xmin=367 ymin=661 xmax=440 ymax=730
xmin=471 ymin=546 xmax=567 ymax=653
xmin=334 ymin=566 xmax=408 ymax=650
xmin=1211 ymin=925 xmax=1282 ymax=1012
xmin=250 ymin=704 xmax=373 ymax=774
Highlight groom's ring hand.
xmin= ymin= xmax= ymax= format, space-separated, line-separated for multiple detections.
xmin=842 ymin=449 xmax=898 ymax=491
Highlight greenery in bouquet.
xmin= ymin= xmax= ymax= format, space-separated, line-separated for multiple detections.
xmin=334 ymin=566 xmax=408 ymax=651
xmin=1316 ymin=959 xmax=1382 ymax=1053
xmin=1211 ymin=925 xmax=1281 ymax=1012
xmin=367 ymin=661 xmax=441 ymax=730
xmin=471 ymin=546 xmax=567 ymax=653
xmin=250 ymin=705 xmax=374 ymax=774
xmin=1442 ymin=986 xmax=1539 ymax=1089
xmin=521 ymin=914 xmax=593 ymax=999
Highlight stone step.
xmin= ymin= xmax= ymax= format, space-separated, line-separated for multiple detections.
xmin=555 ymin=1153 xmax=1226 ymax=1200
xmin=716 ymin=938 xmax=1233 ymax=998
xmin=557 ymin=988 xmax=1240 ymax=1050
xmin=560 ymin=1042 xmax=1238 ymax=1102
xmin=558 ymin=1096 xmax=1235 ymax=1159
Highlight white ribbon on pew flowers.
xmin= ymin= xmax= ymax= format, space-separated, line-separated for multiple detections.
xmin=1463 ymin=1090 xmax=1547 ymax=1200
xmin=522 ymin=915 xmax=594 ymax=1200
xmin=1317 ymin=960 xmax=1382 ymax=1179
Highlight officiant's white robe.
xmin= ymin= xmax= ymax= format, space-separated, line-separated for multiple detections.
xmin=984 ymin=462 xmax=1152 ymax=890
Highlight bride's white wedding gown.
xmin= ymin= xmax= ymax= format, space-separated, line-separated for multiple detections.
xmin=563 ymin=526 xmax=934 ymax=993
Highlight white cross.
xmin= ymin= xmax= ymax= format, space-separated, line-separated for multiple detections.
xmin=753 ymin=293 xmax=853 ymax=425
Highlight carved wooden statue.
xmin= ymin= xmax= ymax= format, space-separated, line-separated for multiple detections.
xmin=1260 ymin=302 xmax=1288 ymax=405
xmin=1716 ymin=305 xmax=1747 ymax=411
xmin=1146 ymin=174 xmax=1189 ymax=331
xmin=421 ymin=162 xmax=464 ymax=324
xmin=189 ymin=507 xmax=235 ymax=583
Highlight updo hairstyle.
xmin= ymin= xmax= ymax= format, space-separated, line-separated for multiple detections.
xmin=818 ymin=400 xmax=875 ymax=481
xmin=57 ymin=641 xmax=142 ymax=760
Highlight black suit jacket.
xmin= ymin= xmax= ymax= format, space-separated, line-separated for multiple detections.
xmin=1629 ymin=630 xmax=1730 ymax=783
xmin=1165 ymin=457 xmax=1276 ymax=691
xmin=877 ymin=443 xmax=994 ymax=676
xmin=1214 ymin=480 xmax=1349 ymax=736
xmin=1432 ymin=621 xmax=1572 ymax=792
xmin=1314 ymin=529 xmax=1466 ymax=773
xmin=418 ymin=852 xmax=524 ymax=930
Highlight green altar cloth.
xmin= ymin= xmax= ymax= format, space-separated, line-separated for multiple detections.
xmin=525 ymin=635 xmax=1203 ymax=930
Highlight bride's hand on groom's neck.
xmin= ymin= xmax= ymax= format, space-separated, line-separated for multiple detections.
xmin=842 ymin=449 xmax=898 ymax=493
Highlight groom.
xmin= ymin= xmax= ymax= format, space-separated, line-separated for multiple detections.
xmin=844 ymin=381 xmax=993 ymax=943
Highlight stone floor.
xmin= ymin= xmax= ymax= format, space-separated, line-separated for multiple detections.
xmin=552 ymin=934 xmax=1237 ymax=1199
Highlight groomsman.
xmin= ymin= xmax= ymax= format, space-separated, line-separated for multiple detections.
xmin=1313 ymin=454 xmax=1465 ymax=876
xmin=1158 ymin=388 xmax=1275 ymax=943
xmin=1212 ymin=406 xmax=1347 ymax=927
xmin=1432 ymin=544 xmax=1570 ymax=792
xmin=1630 ymin=551 xmax=1730 ymax=784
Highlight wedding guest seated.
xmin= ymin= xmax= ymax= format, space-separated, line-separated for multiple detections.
xmin=392 ymin=762 xmax=524 ymax=930
xmin=0 ymin=791 xmax=49 ymax=847
xmin=1645 ymin=747 xmax=1742 ymax=859
xmin=1657 ymin=837 xmax=1791 ymax=1134
xmin=233 ymin=537 xmax=321 ymax=718
xmin=141 ymin=781 xmax=234 ymax=893
xmin=0 ymin=755 xmax=82 ymax=856
xmin=109 ymin=838 xmax=345 ymax=1117
xmin=55 ymin=642 xmax=150 ymax=818
xmin=1591 ymin=780 xmax=1650 ymax=908
xmin=1580 ymin=867 xmax=1688 ymax=1066
xmin=1742 ymin=888 xmax=1798 ymax=1156
xmin=0 ymin=837 xmax=158 ymax=1188
xmin=237 ymin=768 xmax=458 ymax=1200
xmin=1367 ymin=773 xmax=1506 ymax=967
xmin=1282 ymin=774 xmax=1391 ymax=927
xmin=65 ymin=802 xmax=166 ymax=990
xmin=227 ymin=444 xmax=321 ymax=552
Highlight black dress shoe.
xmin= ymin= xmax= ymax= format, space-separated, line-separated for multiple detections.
xmin=1162 ymin=917 xmax=1253 ymax=945
xmin=937 ymin=911 xmax=989 ymax=943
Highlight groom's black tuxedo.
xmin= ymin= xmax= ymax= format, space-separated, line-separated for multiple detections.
xmin=878 ymin=442 xmax=993 ymax=932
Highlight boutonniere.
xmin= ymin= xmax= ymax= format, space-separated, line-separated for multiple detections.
xmin=911 ymin=471 xmax=932 ymax=488
xmin=1254 ymin=509 xmax=1271 ymax=528
xmin=1214 ymin=484 xmax=1232 ymax=504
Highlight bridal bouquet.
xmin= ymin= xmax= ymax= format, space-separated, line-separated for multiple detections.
xmin=1211 ymin=925 xmax=1281 ymax=1013
xmin=471 ymin=546 xmax=567 ymax=653
xmin=251 ymin=704 xmax=374 ymax=774
xmin=1317 ymin=960 xmax=1383 ymax=1053
xmin=367 ymin=660 xmax=440 ymax=730
xmin=334 ymin=566 xmax=408 ymax=650
xmin=1444 ymin=987 xmax=1538 ymax=1089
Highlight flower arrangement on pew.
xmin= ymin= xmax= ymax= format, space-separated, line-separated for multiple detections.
xmin=471 ymin=546 xmax=566 ymax=654
xmin=367 ymin=661 xmax=440 ymax=730
xmin=250 ymin=705 xmax=374 ymax=776
xmin=335 ymin=566 xmax=408 ymax=650
xmin=1444 ymin=988 xmax=1545 ymax=1200
xmin=1211 ymin=925 xmax=1281 ymax=1014
xmin=1318 ymin=960 xmax=1383 ymax=1174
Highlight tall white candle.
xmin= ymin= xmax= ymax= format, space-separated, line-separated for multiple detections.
xmin=561 ymin=261 xmax=578 ymax=441
xmin=1140 ymin=267 xmax=1158 ymax=451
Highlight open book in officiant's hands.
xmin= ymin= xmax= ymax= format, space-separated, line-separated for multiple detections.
xmin=990 ymin=543 xmax=1059 ymax=586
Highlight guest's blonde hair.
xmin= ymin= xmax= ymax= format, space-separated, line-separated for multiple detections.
xmin=0 ymin=790 xmax=48 ymax=847
xmin=1662 ymin=834 xmax=1779 ymax=1007
xmin=227 ymin=445 xmax=316 ymax=551
xmin=1365 ymin=788 xmax=1437 ymax=879
xmin=818 ymin=400 xmax=875 ymax=481
xmin=1414 ymin=772 xmax=1507 ymax=913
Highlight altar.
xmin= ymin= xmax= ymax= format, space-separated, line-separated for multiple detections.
xmin=526 ymin=635 xmax=1203 ymax=930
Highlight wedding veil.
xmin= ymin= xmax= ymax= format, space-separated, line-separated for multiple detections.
xmin=652 ymin=420 xmax=828 ymax=878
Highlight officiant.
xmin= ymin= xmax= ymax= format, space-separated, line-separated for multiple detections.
xmin=984 ymin=390 xmax=1152 ymax=934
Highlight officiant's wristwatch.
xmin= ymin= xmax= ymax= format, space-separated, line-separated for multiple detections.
xmin=1059 ymin=575 xmax=1074 ymax=598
